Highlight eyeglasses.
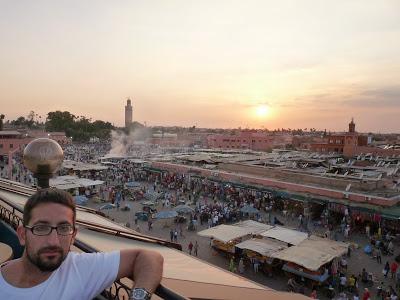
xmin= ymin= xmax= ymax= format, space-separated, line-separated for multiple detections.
xmin=24 ymin=224 xmax=75 ymax=236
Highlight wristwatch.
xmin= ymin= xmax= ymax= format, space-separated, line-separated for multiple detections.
xmin=130 ymin=288 xmax=152 ymax=300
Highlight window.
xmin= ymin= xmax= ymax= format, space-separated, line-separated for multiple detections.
xmin=10 ymin=144 xmax=13 ymax=149
xmin=0 ymin=144 xmax=3 ymax=149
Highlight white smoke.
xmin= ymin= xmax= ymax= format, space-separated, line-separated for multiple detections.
xmin=108 ymin=127 xmax=151 ymax=157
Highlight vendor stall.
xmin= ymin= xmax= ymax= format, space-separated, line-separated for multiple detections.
xmin=235 ymin=238 xmax=287 ymax=275
xmin=260 ymin=226 xmax=308 ymax=246
xmin=272 ymin=235 xmax=349 ymax=285
xmin=198 ymin=224 xmax=255 ymax=254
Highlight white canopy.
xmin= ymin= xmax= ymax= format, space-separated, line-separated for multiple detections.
xmin=235 ymin=238 xmax=287 ymax=257
xmin=197 ymin=224 xmax=253 ymax=243
xmin=260 ymin=226 xmax=308 ymax=245
xmin=271 ymin=235 xmax=349 ymax=271
xmin=50 ymin=176 xmax=104 ymax=190
xmin=233 ymin=220 xmax=273 ymax=233
xmin=63 ymin=160 xmax=108 ymax=171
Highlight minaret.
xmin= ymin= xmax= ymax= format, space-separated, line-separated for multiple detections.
xmin=125 ymin=98 xmax=133 ymax=128
xmin=348 ymin=118 xmax=355 ymax=133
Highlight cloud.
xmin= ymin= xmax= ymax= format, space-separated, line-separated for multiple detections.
xmin=341 ymin=86 xmax=400 ymax=108
xmin=279 ymin=85 xmax=400 ymax=110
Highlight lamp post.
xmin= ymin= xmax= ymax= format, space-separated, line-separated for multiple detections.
xmin=23 ymin=138 xmax=64 ymax=189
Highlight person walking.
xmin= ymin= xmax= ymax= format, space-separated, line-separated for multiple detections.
xmin=365 ymin=224 xmax=370 ymax=238
xmin=362 ymin=288 xmax=370 ymax=300
xmin=188 ymin=241 xmax=193 ymax=255
xmin=238 ymin=258 xmax=245 ymax=274
xmin=194 ymin=241 xmax=199 ymax=256
xmin=229 ymin=257 xmax=236 ymax=273
xmin=174 ymin=229 xmax=178 ymax=242
xmin=391 ymin=261 xmax=399 ymax=279
xmin=377 ymin=248 xmax=382 ymax=264
xmin=253 ymin=259 xmax=260 ymax=273
xmin=169 ymin=229 xmax=174 ymax=242
xmin=384 ymin=261 xmax=390 ymax=278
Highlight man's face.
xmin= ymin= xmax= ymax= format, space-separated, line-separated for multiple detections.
xmin=18 ymin=203 xmax=76 ymax=272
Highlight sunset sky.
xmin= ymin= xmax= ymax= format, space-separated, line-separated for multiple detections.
xmin=1 ymin=1 xmax=399 ymax=132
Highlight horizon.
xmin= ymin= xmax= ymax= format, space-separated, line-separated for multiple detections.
xmin=1 ymin=1 xmax=399 ymax=133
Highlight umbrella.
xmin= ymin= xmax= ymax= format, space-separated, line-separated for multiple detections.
xmin=364 ymin=245 xmax=372 ymax=254
xmin=154 ymin=210 xmax=178 ymax=219
xmin=99 ymin=203 xmax=116 ymax=210
xmin=240 ymin=205 xmax=259 ymax=214
xmin=125 ymin=181 xmax=141 ymax=188
xmin=174 ymin=205 xmax=194 ymax=214
xmin=74 ymin=195 xmax=88 ymax=206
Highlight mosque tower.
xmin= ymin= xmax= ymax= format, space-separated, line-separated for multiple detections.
xmin=125 ymin=98 xmax=133 ymax=128
xmin=348 ymin=118 xmax=355 ymax=133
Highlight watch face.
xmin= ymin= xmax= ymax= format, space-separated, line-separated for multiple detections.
xmin=133 ymin=288 xmax=150 ymax=300
xmin=133 ymin=289 xmax=145 ymax=298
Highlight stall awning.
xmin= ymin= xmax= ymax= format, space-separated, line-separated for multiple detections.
xmin=235 ymin=238 xmax=287 ymax=257
xmin=271 ymin=235 xmax=349 ymax=271
xmin=233 ymin=220 xmax=273 ymax=233
xmin=260 ymin=226 xmax=308 ymax=245
xmin=197 ymin=225 xmax=254 ymax=243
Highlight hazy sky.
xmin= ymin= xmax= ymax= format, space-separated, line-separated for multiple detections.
xmin=1 ymin=1 xmax=399 ymax=132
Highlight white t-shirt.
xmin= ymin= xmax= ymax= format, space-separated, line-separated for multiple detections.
xmin=0 ymin=251 xmax=120 ymax=300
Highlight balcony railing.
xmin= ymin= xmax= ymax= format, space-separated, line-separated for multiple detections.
xmin=0 ymin=188 xmax=189 ymax=300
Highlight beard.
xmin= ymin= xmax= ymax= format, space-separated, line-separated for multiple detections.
xmin=26 ymin=245 xmax=66 ymax=272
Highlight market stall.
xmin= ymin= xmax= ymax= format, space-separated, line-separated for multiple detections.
xmin=271 ymin=235 xmax=349 ymax=285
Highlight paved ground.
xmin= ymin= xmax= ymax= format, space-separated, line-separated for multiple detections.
xmin=86 ymin=190 xmax=400 ymax=299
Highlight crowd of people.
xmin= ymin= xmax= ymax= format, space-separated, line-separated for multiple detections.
xmin=2 ymin=142 xmax=400 ymax=299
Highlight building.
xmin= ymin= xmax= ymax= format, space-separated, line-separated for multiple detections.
xmin=207 ymin=130 xmax=292 ymax=151
xmin=310 ymin=119 xmax=368 ymax=156
xmin=310 ymin=119 xmax=400 ymax=158
xmin=0 ymin=130 xmax=70 ymax=157
xmin=125 ymin=98 xmax=133 ymax=128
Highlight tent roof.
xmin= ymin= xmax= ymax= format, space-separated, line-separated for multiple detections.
xmin=260 ymin=226 xmax=308 ymax=245
xmin=63 ymin=160 xmax=108 ymax=171
xmin=235 ymin=238 xmax=287 ymax=257
xmin=50 ymin=176 xmax=104 ymax=189
xmin=233 ymin=220 xmax=273 ymax=233
xmin=77 ymin=229 xmax=267 ymax=291
xmin=197 ymin=224 xmax=253 ymax=243
xmin=271 ymin=235 xmax=349 ymax=271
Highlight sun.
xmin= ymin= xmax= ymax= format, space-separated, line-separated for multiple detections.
xmin=255 ymin=105 xmax=270 ymax=118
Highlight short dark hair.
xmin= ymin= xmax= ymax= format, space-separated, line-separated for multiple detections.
xmin=23 ymin=188 xmax=76 ymax=226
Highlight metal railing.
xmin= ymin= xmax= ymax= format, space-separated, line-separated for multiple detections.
xmin=0 ymin=190 xmax=189 ymax=300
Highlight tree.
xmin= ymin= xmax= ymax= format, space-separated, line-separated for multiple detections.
xmin=46 ymin=111 xmax=76 ymax=133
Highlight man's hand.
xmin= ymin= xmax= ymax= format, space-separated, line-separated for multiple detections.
xmin=117 ymin=249 xmax=164 ymax=294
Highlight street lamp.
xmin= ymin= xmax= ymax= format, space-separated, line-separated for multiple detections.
xmin=23 ymin=138 xmax=64 ymax=189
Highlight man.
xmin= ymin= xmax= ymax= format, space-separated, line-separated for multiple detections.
xmin=188 ymin=241 xmax=193 ymax=255
xmin=0 ymin=188 xmax=163 ymax=300
xmin=193 ymin=241 xmax=199 ymax=256
xmin=377 ymin=247 xmax=382 ymax=264
xmin=391 ymin=261 xmax=399 ymax=279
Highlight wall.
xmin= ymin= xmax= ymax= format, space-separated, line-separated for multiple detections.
xmin=151 ymin=161 xmax=397 ymax=207
xmin=219 ymin=163 xmax=381 ymax=191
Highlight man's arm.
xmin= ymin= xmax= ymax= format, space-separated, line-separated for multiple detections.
xmin=117 ymin=249 xmax=164 ymax=293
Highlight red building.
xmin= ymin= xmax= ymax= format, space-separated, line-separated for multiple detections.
xmin=310 ymin=119 xmax=368 ymax=156
xmin=0 ymin=130 xmax=70 ymax=157
xmin=207 ymin=131 xmax=292 ymax=151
